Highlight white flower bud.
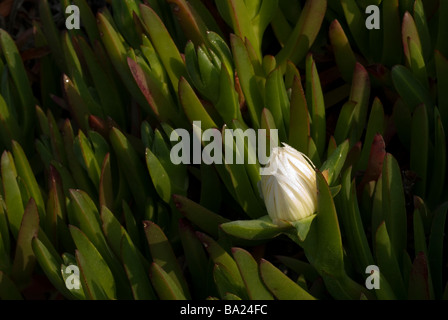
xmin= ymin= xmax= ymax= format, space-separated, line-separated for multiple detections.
xmin=260 ymin=144 xmax=317 ymax=224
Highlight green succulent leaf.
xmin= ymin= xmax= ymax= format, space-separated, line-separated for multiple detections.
xmin=1 ymin=151 xmax=24 ymax=239
xmin=276 ymin=0 xmax=327 ymax=67
xmin=375 ymin=222 xmax=407 ymax=299
xmin=230 ymin=34 xmax=263 ymax=129
xmin=144 ymin=221 xmax=190 ymax=299
xmin=139 ymin=4 xmax=188 ymax=92
xmin=220 ymin=215 xmax=291 ymax=241
xmin=320 ymin=140 xmax=349 ymax=186
xmin=121 ymin=232 xmax=156 ymax=300
xmin=391 ymin=65 xmax=433 ymax=113
xmin=0 ymin=29 xmax=36 ymax=135
xmin=32 ymin=237 xmax=76 ymax=299
xmin=150 ymin=262 xmax=187 ymax=300
xmin=70 ymin=225 xmax=117 ymax=300
xmin=232 ymin=248 xmax=274 ymax=300
xmin=145 ymin=147 xmax=171 ymax=203
xmin=259 ymin=259 xmax=315 ymax=300
xmin=11 ymin=199 xmax=39 ymax=288
xmin=178 ymin=219 xmax=212 ymax=299
xmin=381 ymin=154 xmax=407 ymax=262
xmin=329 ymin=19 xmax=356 ymax=83
xmin=196 ymin=232 xmax=246 ymax=298
xmin=173 ymin=195 xmax=230 ymax=238
xmin=110 ymin=127 xmax=152 ymax=210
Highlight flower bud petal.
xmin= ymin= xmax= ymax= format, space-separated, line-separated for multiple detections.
xmin=260 ymin=144 xmax=317 ymax=224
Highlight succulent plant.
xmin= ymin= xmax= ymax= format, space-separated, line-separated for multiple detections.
xmin=0 ymin=0 xmax=447 ymax=301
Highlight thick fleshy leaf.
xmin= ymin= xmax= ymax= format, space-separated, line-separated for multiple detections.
xmin=199 ymin=163 xmax=222 ymax=213
xmin=320 ymin=140 xmax=349 ymax=186
xmin=276 ymin=0 xmax=327 ymax=66
xmin=145 ymin=148 xmax=171 ymax=203
xmin=62 ymin=120 xmax=95 ymax=197
xmin=139 ymin=4 xmax=188 ymax=92
xmin=121 ymin=232 xmax=156 ymax=300
xmin=301 ymin=170 xmax=344 ymax=277
xmin=265 ymin=68 xmax=288 ymax=140
xmin=70 ymin=226 xmax=117 ymax=300
xmin=357 ymin=134 xmax=386 ymax=193
xmin=357 ymin=98 xmax=385 ymax=171
xmin=1 ymin=151 xmax=24 ymax=239
xmin=73 ymin=0 xmax=101 ymax=43
xmin=232 ymin=248 xmax=273 ymax=300
xmin=215 ymin=66 xmax=243 ymax=125
xmin=196 ymin=232 xmax=246 ymax=296
xmin=100 ymin=206 xmax=126 ymax=258
xmin=32 ymin=237 xmax=75 ymax=299
xmin=77 ymin=37 xmax=125 ymax=126
xmin=68 ymin=190 xmax=111 ymax=259
xmin=402 ymin=12 xmax=422 ymax=68
xmin=340 ymin=0 xmax=369 ymax=58
xmin=329 ymin=19 xmax=356 ymax=83
xmin=259 ymin=259 xmax=315 ymax=300
xmin=408 ymin=252 xmax=434 ymax=300
xmin=166 ymin=0 xmax=208 ymax=46
xmin=60 ymin=253 xmax=85 ymax=300
xmin=220 ymin=215 xmax=291 ymax=241
xmin=179 ymin=77 xmax=217 ymax=130
xmin=99 ymin=154 xmax=114 ymax=211
xmin=275 ymin=256 xmax=319 ymax=282
xmin=173 ymin=195 xmax=230 ymax=238
xmin=178 ymin=219 xmax=212 ymax=299
xmin=408 ymin=37 xmax=428 ymax=90
xmin=111 ymin=0 xmax=141 ymax=48
xmin=348 ymin=63 xmax=370 ymax=144
xmin=11 ymin=199 xmax=39 ymax=288
xmin=381 ymin=154 xmax=407 ymax=261
xmin=0 ymin=29 xmax=35 ymax=134
xmin=212 ymin=262 xmax=247 ymax=299
xmin=144 ymin=221 xmax=190 ymax=299
xmin=334 ymin=101 xmax=357 ymax=145
xmin=288 ymin=76 xmax=309 ymax=154
xmin=63 ymin=75 xmax=90 ymax=132
xmin=97 ymin=13 xmax=150 ymax=112
xmin=38 ymin=0 xmax=66 ymax=72
xmin=375 ymin=222 xmax=406 ymax=299
xmin=391 ymin=65 xmax=433 ymax=113
xmin=305 ymin=54 xmax=326 ymax=158
xmin=109 ymin=127 xmax=151 ymax=209
xmin=336 ymin=167 xmax=374 ymax=276
xmin=150 ymin=262 xmax=187 ymax=300
xmin=230 ymin=34 xmax=263 ymax=129
xmin=0 ymin=197 xmax=10 ymax=272
xmin=0 ymin=93 xmax=21 ymax=149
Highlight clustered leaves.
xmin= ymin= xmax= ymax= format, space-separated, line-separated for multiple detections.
xmin=0 ymin=0 xmax=447 ymax=300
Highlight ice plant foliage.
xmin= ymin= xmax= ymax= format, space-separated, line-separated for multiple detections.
xmin=0 ymin=0 xmax=448 ymax=301
xmin=260 ymin=144 xmax=317 ymax=224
